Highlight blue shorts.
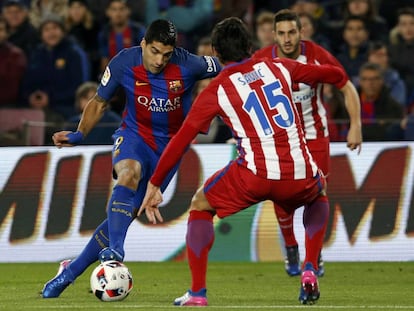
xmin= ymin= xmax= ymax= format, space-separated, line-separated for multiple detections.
xmin=111 ymin=129 xmax=179 ymax=207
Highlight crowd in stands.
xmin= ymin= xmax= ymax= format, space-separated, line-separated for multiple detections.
xmin=0 ymin=0 xmax=414 ymax=145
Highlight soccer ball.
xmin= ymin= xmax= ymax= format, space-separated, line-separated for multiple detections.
xmin=90 ymin=260 xmax=133 ymax=302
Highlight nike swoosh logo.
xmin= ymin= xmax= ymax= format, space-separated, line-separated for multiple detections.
xmin=136 ymin=81 xmax=149 ymax=86
xmin=113 ymin=201 xmax=131 ymax=206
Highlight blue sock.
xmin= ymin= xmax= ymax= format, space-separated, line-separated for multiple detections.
xmin=68 ymin=220 xmax=109 ymax=278
xmin=107 ymin=185 xmax=136 ymax=259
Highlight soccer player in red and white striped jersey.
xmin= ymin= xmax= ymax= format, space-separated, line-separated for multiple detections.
xmin=252 ymin=9 xmax=362 ymax=277
xmin=139 ymin=17 xmax=361 ymax=305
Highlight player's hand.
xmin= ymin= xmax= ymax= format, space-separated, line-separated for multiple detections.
xmin=346 ymin=125 xmax=362 ymax=155
xmin=138 ymin=182 xmax=164 ymax=224
xmin=52 ymin=131 xmax=84 ymax=148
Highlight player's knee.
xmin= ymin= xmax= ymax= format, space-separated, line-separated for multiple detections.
xmin=190 ymin=188 xmax=213 ymax=212
xmin=118 ymin=171 xmax=138 ymax=187
xmin=117 ymin=167 xmax=140 ymax=188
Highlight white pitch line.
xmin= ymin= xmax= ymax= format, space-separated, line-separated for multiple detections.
xmin=14 ymin=305 xmax=414 ymax=309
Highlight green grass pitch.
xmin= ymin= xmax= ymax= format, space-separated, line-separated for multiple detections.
xmin=0 ymin=261 xmax=413 ymax=311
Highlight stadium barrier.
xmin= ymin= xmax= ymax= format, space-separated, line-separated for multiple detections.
xmin=0 ymin=142 xmax=413 ymax=262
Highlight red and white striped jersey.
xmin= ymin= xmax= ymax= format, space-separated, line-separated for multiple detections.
xmin=150 ymin=57 xmax=347 ymax=185
xmin=253 ymin=40 xmax=347 ymax=140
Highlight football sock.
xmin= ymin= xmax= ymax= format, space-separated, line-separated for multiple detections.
xmin=274 ymin=203 xmax=298 ymax=247
xmin=186 ymin=210 xmax=214 ymax=293
xmin=303 ymin=195 xmax=329 ymax=270
xmin=69 ymin=220 xmax=109 ymax=278
xmin=107 ymin=185 xmax=136 ymax=259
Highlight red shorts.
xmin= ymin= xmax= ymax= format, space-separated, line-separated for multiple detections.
xmin=306 ymin=137 xmax=330 ymax=177
xmin=203 ymin=161 xmax=325 ymax=218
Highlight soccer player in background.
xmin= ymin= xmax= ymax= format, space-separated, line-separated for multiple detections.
xmin=252 ymin=9 xmax=363 ymax=277
xmin=41 ymin=18 xmax=221 ymax=298
xmin=138 ymin=16 xmax=361 ymax=305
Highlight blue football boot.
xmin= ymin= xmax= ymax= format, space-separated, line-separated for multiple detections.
xmin=42 ymin=260 xmax=74 ymax=298
xmin=98 ymin=247 xmax=123 ymax=262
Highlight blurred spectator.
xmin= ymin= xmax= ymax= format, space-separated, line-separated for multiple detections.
xmin=298 ymin=12 xmax=331 ymax=52
xmin=291 ymin=0 xmax=325 ymax=20
xmin=98 ymin=0 xmax=145 ymax=73
xmin=343 ymin=0 xmax=389 ymax=43
xmin=214 ymin=0 xmax=253 ymax=25
xmin=254 ymin=11 xmax=274 ymax=49
xmin=323 ymin=84 xmax=349 ymax=142
xmin=193 ymin=35 xmax=232 ymax=144
xmin=193 ymin=78 xmax=233 ymax=144
xmin=290 ymin=0 xmax=331 ymax=39
xmin=405 ymin=114 xmax=414 ymax=140
xmin=0 ymin=15 xmax=26 ymax=106
xmin=87 ymin=0 xmax=146 ymax=25
xmin=65 ymin=0 xmax=100 ymax=79
xmin=196 ymin=36 xmax=213 ymax=56
xmin=28 ymin=89 xmax=65 ymax=145
xmin=389 ymin=7 xmax=414 ymax=96
xmin=66 ymin=81 xmax=121 ymax=144
xmin=29 ymin=0 xmax=68 ymax=29
xmin=21 ymin=14 xmax=90 ymax=119
xmin=253 ymin=0 xmax=294 ymax=16
xmin=146 ymin=0 xmax=215 ymax=52
xmin=368 ymin=41 xmax=406 ymax=107
xmin=378 ymin=0 xmax=413 ymax=29
xmin=2 ymin=0 xmax=39 ymax=57
xmin=335 ymin=15 xmax=369 ymax=86
xmin=358 ymin=62 xmax=404 ymax=141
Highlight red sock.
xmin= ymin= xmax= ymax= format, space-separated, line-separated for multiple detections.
xmin=186 ymin=210 xmax=214 ymax=292
xmin=274 ymin=203 xmax=297 ymax=247
xmin=303 ymin=195 xmax=329 ymax=269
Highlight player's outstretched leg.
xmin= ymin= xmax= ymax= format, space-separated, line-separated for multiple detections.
xmin=303 ymin=194 xmax=329 ymax=274
xmin=42 ymin=220 xmax=110 ymax=298
xmin=274 ymin=203 xmax=301 ymax=276
xmin=299 ymin=194 xmax=329 ymax=304
xmin=107 ymin=185 xmax=136 ymax=260
xmin=299 ymin=262 xmax=320 ymax=304
xmin=174 ymin=210 xmax=214 ymax=306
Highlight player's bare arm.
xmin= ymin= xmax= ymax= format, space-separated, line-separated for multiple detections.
xmin=138 ymin=182 xmax=164 ymax=224
xmin=339 ymin=81 xmax=363 ymax=154
xmin=52 ymin=94 xmax=108 ymax=148
xmin=77 ymin=94 xmax=108 ymax=136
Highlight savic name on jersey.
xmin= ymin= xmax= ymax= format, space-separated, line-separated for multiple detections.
xmin=237 ymin=67 xmax=265 ymax=85
xmin=137 ymin=96 xmax=181 ymax=112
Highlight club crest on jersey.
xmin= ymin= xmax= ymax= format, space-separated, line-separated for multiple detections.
xmin=169 ymin=80 xmax=183 ymax=93
xmin=55 ymin=58 xmax=66 ymax=69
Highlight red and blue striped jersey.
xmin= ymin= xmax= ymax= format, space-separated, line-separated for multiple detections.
xmin=97 ymin=46 xmax=221 ymax=152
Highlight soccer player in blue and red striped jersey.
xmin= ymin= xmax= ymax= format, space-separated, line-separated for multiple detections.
xmin=42 ymin=19 xmax=221 ymax=299
xmin=138 ymin=17 xmax=361 ymax=305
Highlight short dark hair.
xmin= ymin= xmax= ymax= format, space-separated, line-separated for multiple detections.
xmin=144 ymin=19 xmax=177 ymax=47
xmin=75 ymin=81 xmax=98 ymax=111
xmin=397 ymin=7 xmax=414 ymax=19
xmin=211 ymin=17 xmax=252 ymax=63
xmin=368 ymin=40 xmax=387 ymax=54
xmin=344 ymin=15 xmax=369 ymax=31
xmin=274 ymin=9 xmax=302 ymax=30
xmin=359 ymin=62 xmax=384 ymax=77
